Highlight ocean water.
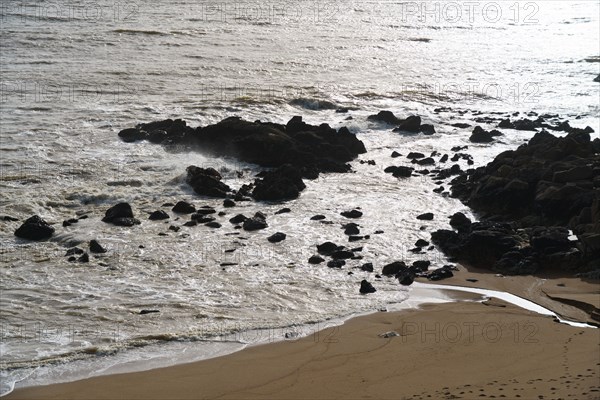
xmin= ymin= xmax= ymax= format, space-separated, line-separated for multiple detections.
xmin=1 ymin=0 xmax=599 ymax=395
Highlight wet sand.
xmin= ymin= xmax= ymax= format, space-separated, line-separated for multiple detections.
xmin=8 ymin=274 xmax=600 ymax=400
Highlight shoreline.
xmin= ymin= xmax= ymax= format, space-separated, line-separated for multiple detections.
xmin=7 ymin=269 xmax=600 ymax=399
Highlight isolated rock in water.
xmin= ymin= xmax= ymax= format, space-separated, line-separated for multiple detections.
xmin=595 ymin=74 xmax=600 ymax=82
xmin=275 ymin=208 xmax=291 ymax=215
xmin=420 ymin=124 xmax=436 ymax=135
xmin=394 ymin=115 xmax=421 ymax=133
xmin=229 ymin=214 xmax=247 ymax=224
xmin=14 ymin=215 xmax=55 ymax=240
xmin=382 ymin=261 xmax=407 ymax=276
xmin=341 ymin=209 xmax=363 ymax=219
xmin=331 ymin=250 xmax=355 ymax=260
xmin=417 ymin=213 xmax=434 ymax=221
xmin=311 ymin=214 xmax=326 ymax=220
xmin=317 ymin=241 xmax=339 ymax=255
xmin=361 ymin=263 xmax=374 ymax=272
xmin=102 ymin=203 xmax=140 ymax=226
xmin=172 ymin=201 xmax=196 ymax=214
xmin=343 ymin=223 xmax=360 ymax=236
xmin=252 ymin=164 xmax=306 ymax=201
xmin=407 ymin=152 xmax=425 ymax=160
xmin=469 ymin=126 xmax=495 ymax=143
xmin=367 ymin=110 xmax=403 ymax=125
xmin=223 ymin=199 xmax=236 ymax=208
xmin=103 ymin=202 xmax=134 ymax=222
xmin=384 ymin=166 xmax=414 ymax=178
xmin=242 ymin=212 xmax=268 ymax=231
xmin=328 ymin=259 xmax=346 ymax=268
xmin=267 ymin=232 xmax=287 ymax=243
xmin=149 ymin=210 xmax=170 ymax=220
xmin=89 ymin=240 xmax=107 ymax=254
xmin=359 ymin=279 xmax=377 ymax=294
xmin=186 ymin=166 xmax=232 ymax=198
xmin=308 ymin=255 xmax=325 ymax=264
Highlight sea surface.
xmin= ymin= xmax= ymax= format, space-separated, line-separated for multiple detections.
xmin=1 ymin=0 xmax=599 ymax=395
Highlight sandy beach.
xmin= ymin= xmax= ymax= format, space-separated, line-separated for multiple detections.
xmin=8 ymin=271 xmax=600 ymax=400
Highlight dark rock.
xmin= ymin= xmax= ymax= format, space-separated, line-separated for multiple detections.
xmin=252 ymin=164 xmax=306 ymax=201
xmin=118 ymin=128 xmax=146 ymax=142
xmin=397 ymin=271 xmax=415 ymax=286
xmin=78 ymin=253 xmax=90 ymax=263
xmin=111 ymin=217 xmax=141 ymax=227
xmin=440 ymin=154 xmax=449 ymax=163
xmin=172 ymin=201 xmax=195 ymax=214
xmin=382 ymin=261 xmax=407 ymax=276
xmin=195 ymin=207 xmax=216 ymax=215
xmin=343 ymin=223 xmax=360 ymax=235
xmin=391 ymin=151 xmax=402 ymax=158
xmin=242 ymin=212 xmax=268 ymax=231
xmin=415 ymin=157 xmax=435 ymax=166
xmin=417 ymin=213 xmax=434 ymax=221
xmin=451 ymin=123 xmax=471 ymax=129
xmin=407 ymin=152 xmax=425 ymax=160
xmin=308 ymin=255 xmax=325 ymax=264
xmin=229 ymin=214 xmax=248 ymax=224
xmin=469 ymin=126 xmax=495 ymax=143
xmin=191 ymin=213 xmax=215 ymax=223
xmin=341 ymin=209 xmax=363 ymax=219
xmin=411 ymin=260 xmax=431 ymax=271
xmin=149 ymin=210 xmax=170 ymax=220
xmin=275 ymin=208 xmax=291 ymax=214
xmin=317 ymin=241 xmax=339 ymax=255
xmin=140 ymin=309 xmax=160 ymax=315
xmin=89 ymin=240 xmax=107 ymax=254
xmin=184 ymin=220 xmax=197 ymax=227
xmin=65 ymin=247 xmax=84 ymax=256
xmin=427 ymin=266 xmax=454 ymax=281
xmin=449 ymin=212 xmax=472 ymax=232
xmin=361 ymin=263 xmax=374 ymax=272
xmin=14 ymin=215 xmax=55 ymax=240
xmin=367 ymin=110 xmax=402 ymax=125
xmin=267 ymin=232 xmax=287 ymax=243
xmin=394 ymin=115 xmax=421 ymax=133
xmin=311 ymin=215 xmax=326 ymax=220
xmin=415 ymin=239 xmax=430 ymax=248
xmin=420 ymin=124 xmax=436 ymax=135
xmin=359 ymin=279 xmax=376 ymax=294
xmin=595 ymin=74 xmax=600 ymax=83
xmin=384 ymin=166 xmax=414 ymax=178
xmin=63 ymin=220 xmax=72 ymax=227
xmin=328 ymin=259 xmax=346 ymax=268
xmin=168 ymin=225 xmax=180 ymax=232
xmin=331 ymin=250 xmax=354 ymax=260
xmin=223 ymin=199 xmax=236 ymax=208
xmin=102 ymin=203 xmax=134 ymax=223
xmin=186 ymin=166 xmax=232 ymax=198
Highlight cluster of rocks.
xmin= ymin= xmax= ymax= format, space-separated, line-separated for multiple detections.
xmin=367 ymin=111 xmax=435 ymax=135
xmin=119 ymin=116 xmax=366 ymax=201
xmin=434 ymin=129 xmax=599 ymax=275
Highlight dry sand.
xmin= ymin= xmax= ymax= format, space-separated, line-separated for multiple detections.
xmin=8 ymin=279 xmax=600 ymax=400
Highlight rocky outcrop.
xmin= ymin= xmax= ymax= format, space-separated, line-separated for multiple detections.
xmin=120 ymin=116 xmax=366 ymax=175
xmin=451 ymin=130 xmax=599 ymax=229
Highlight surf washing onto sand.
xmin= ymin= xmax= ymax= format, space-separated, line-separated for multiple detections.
xmin=1 ymin=1 xmax=599 ymax=396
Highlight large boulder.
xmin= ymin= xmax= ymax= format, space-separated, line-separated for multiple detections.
xmin=14 ymin=215 xmax=55 ymax=240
